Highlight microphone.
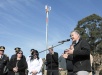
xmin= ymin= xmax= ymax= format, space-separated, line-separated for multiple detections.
xmin=58 ymin=39 xmax=70 ymax=43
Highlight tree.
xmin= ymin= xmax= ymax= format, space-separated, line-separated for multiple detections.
xmin=74 ymin=14 xmax=102 ymax=54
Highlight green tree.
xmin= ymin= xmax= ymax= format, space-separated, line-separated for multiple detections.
xmin=74 ymin=14 xmax=102 ymax=54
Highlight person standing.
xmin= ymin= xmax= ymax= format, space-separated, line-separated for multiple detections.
xmin=46 ymin=46 xmax=59 ymax=75
xmin=0 ymin=46 xmax=9 ymax=75
xmin=7 ymin=50 xmax=27 ymax=75
xmin=67 ymin=30 xmax=91 ymax=75
xmin=11 ymin=47 xmax=26 ymax=60
xmin=59 ymin=51 xmax=67 ymax=75
xmin=27 ymin=50 xmax=43 ymax=75
xmin=63 ymin=47 xmax=74 ymax=75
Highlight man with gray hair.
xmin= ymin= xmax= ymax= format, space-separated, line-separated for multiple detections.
xmin=66 ymin=30 xmax=91 ymax=75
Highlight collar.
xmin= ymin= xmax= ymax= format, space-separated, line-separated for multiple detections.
xmin=76 ymin=40 xmax=79 ymax=44
xmin=75 ymin=38 xmax=82 ymax=44
xmin=0 ymin=55 xmax=3 ymax=58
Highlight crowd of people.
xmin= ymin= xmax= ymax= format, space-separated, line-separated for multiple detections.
xmin=0 ymin=30 xmax=94 ymax=75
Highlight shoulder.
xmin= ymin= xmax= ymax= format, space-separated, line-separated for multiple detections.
xmin=54 ymin=52 xmax=58 ymax=55
xmin=38 ymin=58 xmax=43 ymax=63
xmin=12 ymin=54 xmax=16 ymax=56
xmin=22 ymin=55 xmax=26 ymax=58
xmin=11 ymin=54 xmax=16 ymax=60
xmin=59 ymin=56 xmax=63 ymax=59
xmin=26 ymin=56 xmax=30 ymax=60
xmin=46 ymin=53 xmax=50 ymax=56
xmin=39 ymin=58 xmax=42 ymax=59
xmin=3 ymin=54 xmax=9 ymax=60
xmin=11 ymin=54 xmax=16 ymax=57
xmin=59 ymin=55 xmax=62 ymax=58
xmin=78 ymin=38 xmax=89 ymax=46
xmin=39 ymin=58 xmax=43 ymax=61
xmin=4 ymin=54 xmax=9 ymax=58
xmin=21 ymin=55 xmax=26 ymax=60
xmin=80 ymin=38 xmax=88 ymax=43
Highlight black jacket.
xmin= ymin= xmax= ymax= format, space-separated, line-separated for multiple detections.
xmin=66 ymin=54 xmax=73 ymax=71
xmin=46 ymin=52 xmax=58 ymax=70
xmin=7 ymin=57 xmax=27 ymax=75
xmin=0 ymin=54 xmax=9 ymax=75
xmin=73 ymin=38 xmax=91 ymax=72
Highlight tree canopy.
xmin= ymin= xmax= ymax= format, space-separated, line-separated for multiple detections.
xmin=74 ymin=14 xmax=102 ymax=54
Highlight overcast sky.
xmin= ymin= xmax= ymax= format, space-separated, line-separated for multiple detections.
xmin=0 ymin=0 xmax=102 ymax=58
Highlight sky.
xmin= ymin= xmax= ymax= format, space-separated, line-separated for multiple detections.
xmin=0 ymin=0 xmax=102 ymax=58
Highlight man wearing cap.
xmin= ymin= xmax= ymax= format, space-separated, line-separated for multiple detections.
xmin=46 ymin=46 xmax=59 ymax=75
xmin=10 ymin=47 xmax=26 ymax=60
xmin=0 ymin=46 xmax=9 ymax=75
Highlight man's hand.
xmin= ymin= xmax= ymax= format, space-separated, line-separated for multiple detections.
xmin=68 ymin=50 xmax=74 ymax=54
xmin=67 ymin=45 xmax=74 ymax=54
xmin=51 ymin=51 xmax=54 ymax=55
xmin=13 ymin=67 xmax=18 ymax=72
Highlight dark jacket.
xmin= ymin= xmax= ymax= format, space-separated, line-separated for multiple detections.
xmin=46 ymin=52 xmax=58 ymax=70
xmin=7 ymin=57 xmax=27 ymax=75
xmin=73 ymin=38 xmax=91 ymax=72
xmin=0 ymin=54 xmax=9 ymax=75
xmin=66 ymin=54 xmax=73 ymax=71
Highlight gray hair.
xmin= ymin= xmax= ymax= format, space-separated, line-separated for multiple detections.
xmin=71 ymin=30 xmax=81 ymax=37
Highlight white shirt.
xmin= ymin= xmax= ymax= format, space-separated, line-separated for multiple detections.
xmin=26 ymin=57 xmax=43 ymax=75
xmin=0 ymin=55 xmax=3 ymax=59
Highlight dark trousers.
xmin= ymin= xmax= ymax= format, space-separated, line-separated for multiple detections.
xmin=47 ymin=70 xmax=59 ymax=75
xmin=68 ymin=71 xmax=75 ymax=75
xmin=0 ymin=69 xmax=8 ymax=75
xmin=0 ymin=69 xmax=3 ymax=75
xmin=0 ymin=73 xmax=7 ymax=75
